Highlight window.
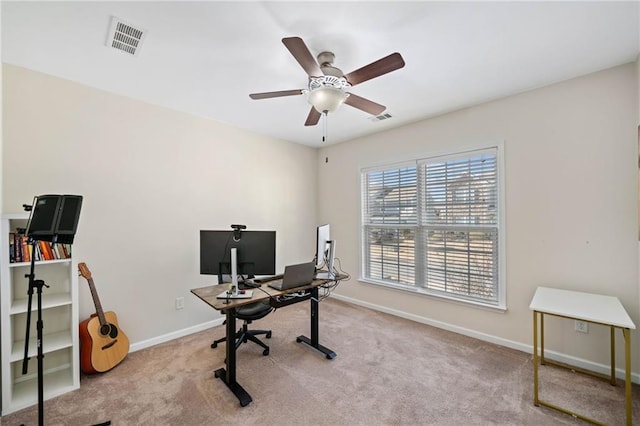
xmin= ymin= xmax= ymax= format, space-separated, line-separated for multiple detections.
xmin=361 ymin=147 xmax=503 ymax=308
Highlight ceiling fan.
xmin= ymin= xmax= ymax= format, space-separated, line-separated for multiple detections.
xmin=249 ymin=37 xmax=405 ymax=127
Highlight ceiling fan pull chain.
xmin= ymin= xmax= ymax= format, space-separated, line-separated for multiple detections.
xmin=323 ymin=111 xmax=328 ymax=143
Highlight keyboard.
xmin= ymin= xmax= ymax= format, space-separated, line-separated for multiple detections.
xmin=253 ymin=274 xmax=284 ymax=283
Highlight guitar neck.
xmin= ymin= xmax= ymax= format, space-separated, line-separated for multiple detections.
xmin=87 ymin=277 xmax=108 ymax=326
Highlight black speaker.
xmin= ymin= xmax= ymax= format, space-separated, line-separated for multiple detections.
xmin=56 ymin=196 xmax=82 ymax=234
xmin=26 ymin=195 xmax=83 ymax=244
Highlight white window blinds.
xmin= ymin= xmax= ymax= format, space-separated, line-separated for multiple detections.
xmin=419 ymin=150 xmax=499 ymax=303
xmin=362 ymin=165 xmax=417 ymax=285
xmin=363 ymin=165 xmax=417 ymax=225
xmin=361 ymin=148 xmax=501 ymax=306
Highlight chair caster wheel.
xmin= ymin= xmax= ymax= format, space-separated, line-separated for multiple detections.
xmin=266 ymin=331 xmax=272 ymax=339
xmin=211 ymin=342 xmax=218 ymax=348
xmin=263 ymin=349 xmax=269 ymax=356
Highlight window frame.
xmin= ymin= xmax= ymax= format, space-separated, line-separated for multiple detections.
xmin=360 ymin=144 xmax=506 ymax=311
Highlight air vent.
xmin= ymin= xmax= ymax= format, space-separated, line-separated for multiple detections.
xmin=370 ymin=112 xmax=393 ymax=122
xmin=106 ymin=16 xmax=146 ymax=56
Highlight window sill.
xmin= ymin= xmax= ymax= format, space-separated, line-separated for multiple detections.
xmin=359 ymin=277 xmax=507 ymax=313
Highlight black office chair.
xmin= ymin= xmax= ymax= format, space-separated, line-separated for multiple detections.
xmin=211 ymin=275 xmax=273 ymax=356
xmin=211 ymin=300 xmax=273 ymax=355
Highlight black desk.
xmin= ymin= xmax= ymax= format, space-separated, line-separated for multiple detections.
xmin=191 ymin=275 xmax=343 ymax=406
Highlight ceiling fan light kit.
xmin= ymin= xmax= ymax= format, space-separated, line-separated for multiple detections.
xmin=308 ymin=75 xmax=350 ymax=113
xmin=249 ymin=36 xmax=405 ymax=130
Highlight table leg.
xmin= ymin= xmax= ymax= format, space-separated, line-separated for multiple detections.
xmin=533 ymin=310 xmax=539 ymax=406
xmin=540 ymin=312 xmax=545 ymax=365
xmin=610 ymin=326 xmax=616 ymax=385
xmin=296 ymin=286 xmax=337 ymax=359
xmin=214 ymin=311 xmax=252 ymax=407
xmin=624 ymin=328 xmax=631 ymax=426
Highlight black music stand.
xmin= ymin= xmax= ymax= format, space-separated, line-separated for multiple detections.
xmin=21 ymin=195 xmax=82 ymax=426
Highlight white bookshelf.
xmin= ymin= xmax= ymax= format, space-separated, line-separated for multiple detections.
xmin=0 ymin=213 xmax=79 ymax=415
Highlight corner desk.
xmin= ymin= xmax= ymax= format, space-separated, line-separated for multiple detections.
xmin=191 ymin=274 xmax=344 ymax=407
xmin=529 ymin=286 xmax=636 ymax=425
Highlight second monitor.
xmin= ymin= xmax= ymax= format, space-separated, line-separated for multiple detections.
xmin=315 ymin=224 xmax=336 ymax=279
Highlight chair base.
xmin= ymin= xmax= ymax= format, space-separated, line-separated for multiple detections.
xmin=212 ymin=323 xmax=271 ymax=356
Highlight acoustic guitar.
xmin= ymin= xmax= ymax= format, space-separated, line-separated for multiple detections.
xmin=78 ymin=262 xmax=129 ymax=374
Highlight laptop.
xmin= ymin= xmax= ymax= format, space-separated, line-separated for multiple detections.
xmin=268 ymin=262 xmax=316 ymax=291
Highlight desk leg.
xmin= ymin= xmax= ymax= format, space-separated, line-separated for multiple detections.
xmin=624 ymin=328 xmax=632 ymax=426
xmin=533 ymin=310 xmax=539 ymax=406
xmin=213 ymin=311 xmax=252 ymax=407
xmin=296 ymin=286 xmax=337 ymax=359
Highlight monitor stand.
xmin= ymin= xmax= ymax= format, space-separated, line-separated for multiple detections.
xmin=315 ymin=240 xmax=336 ymax=279
xmin=216 ymin=248 xmax=254 ymax=299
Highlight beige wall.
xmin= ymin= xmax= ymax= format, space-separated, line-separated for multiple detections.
xmin=3 ymin=61 xmax=640 ymax=376
xmin=637 ymin=57 xmax=640 ymax=241
xmin=637 ymin=55 xmax=640 ymax=358
xmin=2 ymin=64 xmax=318 ymax=344
xmin=319 ymin=63 xmax=639 ymax=373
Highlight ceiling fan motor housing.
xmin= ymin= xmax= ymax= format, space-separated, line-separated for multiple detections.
xmin=317 ymin=51 xmax=343 ymax=77
xmin=317 ymin=51 xmax=336 ymax=67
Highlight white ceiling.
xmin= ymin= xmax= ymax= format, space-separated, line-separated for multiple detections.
xmin=2 ymin=1 xmax=639 ymax=148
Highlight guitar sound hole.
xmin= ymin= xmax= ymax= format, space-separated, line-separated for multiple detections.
xmin=100 ymin=323 xmax=119 ymax=339
xmin=100 ymin=324 xmax=111 ymax=336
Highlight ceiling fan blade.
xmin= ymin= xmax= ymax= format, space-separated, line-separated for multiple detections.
xmin=304 ymin=107 xmax=322 ymax=126
xmin=344 ymin=52 xmax=405 ymax=86
xmin=345 ymin=93 xmax=386 ymax=116
xmin=249 ymin=89 xmax=303 ymax=100
xmin=282 ymin=37 xmax=323 ymax=77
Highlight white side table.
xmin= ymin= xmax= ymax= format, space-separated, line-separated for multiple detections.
xmin=530 ymin=286 xmax=636 ymax=425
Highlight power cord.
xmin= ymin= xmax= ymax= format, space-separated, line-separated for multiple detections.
xmin=238 ymin=274 xmax=286 ymax=310
xmin=317 ymin=256 xmax=350 ymax=300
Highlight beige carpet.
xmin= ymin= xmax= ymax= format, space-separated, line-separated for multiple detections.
xmin=1 ymin=298 xmax=638 ymax=425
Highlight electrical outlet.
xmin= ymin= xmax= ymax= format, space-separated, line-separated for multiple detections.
xmin=175 ymin=297 xmax=185 ymax=310
xmin=574 ymin=320 xmax=588 ymax=333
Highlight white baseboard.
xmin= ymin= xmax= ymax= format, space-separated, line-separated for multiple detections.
xmin=129 ymin=318 xmax=224 ymax=353
xmin=331 ymin=293 xmax=640 ymax=384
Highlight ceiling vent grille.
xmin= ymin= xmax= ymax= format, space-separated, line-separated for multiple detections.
xmin=106 ymin=16 xmax=146 ymax=56
xmin=370 ymin=112 xmax=393 ymax=122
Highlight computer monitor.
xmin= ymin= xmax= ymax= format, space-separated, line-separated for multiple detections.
xmin=315 ymin=224 xmax=336 ymax=279
xmin=200 ymin=230 xmax=276 ymax=282
xmin=315 ymin=224 xmax=330 ymax=267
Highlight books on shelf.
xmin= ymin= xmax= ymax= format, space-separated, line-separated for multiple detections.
xmin=8 ymin=231 xmax=72 ymax=263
